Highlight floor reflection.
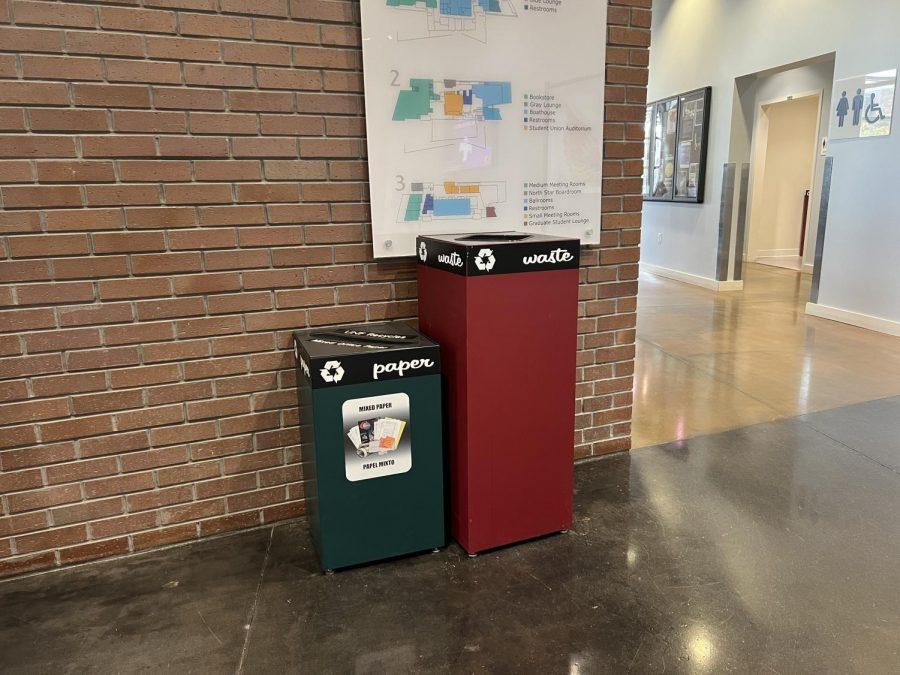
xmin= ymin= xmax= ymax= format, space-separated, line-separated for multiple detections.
xmin=633 ymin=263 xmax=900 ymax=448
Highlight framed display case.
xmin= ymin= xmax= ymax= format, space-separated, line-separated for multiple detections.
xmin=643 ymin=86 xmax=711 ymax=203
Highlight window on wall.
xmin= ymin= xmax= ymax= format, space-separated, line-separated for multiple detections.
xmin=643 ymin=87 xmax=712 ymax=204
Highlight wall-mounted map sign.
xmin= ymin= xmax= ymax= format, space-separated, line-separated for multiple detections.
xmin=361 ymin=1 xmax=607 ymax=258
xmin=830 ymin=68 xmax=896 ymax=141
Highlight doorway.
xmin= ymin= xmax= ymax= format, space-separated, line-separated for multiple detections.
xmin=746 ymin=93 xmax=821 ymax=272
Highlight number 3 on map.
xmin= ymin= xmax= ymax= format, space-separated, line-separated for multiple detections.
xmin=394 ymin=175 xmax=405 ymax=191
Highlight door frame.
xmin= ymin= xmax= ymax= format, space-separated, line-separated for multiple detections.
xmin=745 ymin=88 xmax=824 ymax=265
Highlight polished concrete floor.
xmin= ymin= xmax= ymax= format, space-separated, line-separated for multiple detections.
xmin=633 ymin=263 xmax=900 ymax=448
xmin=1 ymin=396 xmax=899 ymax=673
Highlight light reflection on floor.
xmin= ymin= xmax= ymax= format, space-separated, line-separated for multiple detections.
xmin=632 ymin=263 xmax=900 ymax=448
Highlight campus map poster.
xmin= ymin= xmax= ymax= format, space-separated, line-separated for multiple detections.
xmin=361 ymin=1 xmax=607 ymax=258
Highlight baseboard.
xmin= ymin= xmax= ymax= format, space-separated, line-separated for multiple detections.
xmin=641 ymin=262 xmax=744 ymax=292
xmin=751 ymin=248 xmax=799 ymax=260
xmin=805 ymin=302 xmax=900 ymax=337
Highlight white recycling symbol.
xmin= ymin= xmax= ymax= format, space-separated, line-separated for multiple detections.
xmin=474 ymin=248 xmax=496 ymax=272
xmin=418 ymin=241 xmax=428 ymax=262
xmin=320 ymin=360 xmax=344 ymax=383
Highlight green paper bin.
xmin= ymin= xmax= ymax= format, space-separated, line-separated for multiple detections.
xmin=293 ymin=322 xmax=445 ymax=571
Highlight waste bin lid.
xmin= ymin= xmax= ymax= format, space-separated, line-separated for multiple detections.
xmin=294 ymin=322 xmax=440 ymax=387
xmin=416 ymin=231 xmax=579 ymax=277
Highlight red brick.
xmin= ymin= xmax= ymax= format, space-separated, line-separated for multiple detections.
xmin=150 ymin=422 xmax=216 ymax=447
xmin=172 ymin=271 xmax=241 ymax=295
xmin=103 ymin=321 xmax=174 ymax=346
xmin=132 ymin=523 xmax=197 ymax=551
xmin=260 ymin=114 xmax=322 ymax=136
xmin=184 ymin=63 xmax=254 ymax=87
xmin=180 ymin=12 xmax=250 ymax=38
xmin=236 ymin=182 xmax=299 ymax=203
xmin=92 ymin=512 xmax=158 ymax=538
xmin=198 ymin=204 xmax=266 ymax=226
xmin=51 ymin=498 xmax=123 ymax=527
xmin=2 ymin=185 xmax=82 ymax=209
xmin=80 ymin=431 xmax=150 ymax=458
xmin=221 ymin=40 xmax=290 ymax=66
xmin=146 ymin=380 xmax=212 ymax=406
xmin=130 ymin=252 xmax=201 ymax=276
xmin=0 ymin=551 xmax=56 ymax=578
xmin=9 ymin=233 xmax=88 ymax=258
xmin=118 ymin=160 xmax=191 ymax=182
xmin=109 ymin=364 xmax=180 ymax=388
xmin=85 ymin=472 xmax=154 ymax=499
xmin=230 ymin=90 xmax=295 ymax=113
xmin=195 ymin=160 xmax=261 ymax=181
xmin=106 ymin=58 xmax=181 ymax=84
xmin=17 ymin=281 xmax=95 ymax=305
xmin=1 ymin=441 xmax=77 ymax=470
xmin=67 ymin=346 xmax=140 ymax=371
xmin=86 ymin=184 xmax=160 ymax=207
xmin=0 ymin=467 xmax=43 ymax=493
xmin=46 ymin=457 xmax=119 ymax=485
xmin=169 ymin=228 xmax=237 ymax=250
xmin=21 ymin=54 xmax=103 ymax=80
xmin=114 ymin=110 xmax=186 ymax=133
xmin=57 ymin=301 xmax=133 ymax=326
xmin=0 ymin=81 xmax=68 ymax=105
xmin=36 ymin=160 xmax=114 ymax=182
xmin=92 ymin=231 xmax=165 ymax=254
xmin=81 ymin=135 xmax=157 ymax=158
xmin=99 ymin=6 xmax=176 ymax=34
xmin=204 ymin=249 xmax=270 ymax=271
xmin=24 ymin=327 xmax=102 ymax=352
xmin=120 ymin=445 xmax=190 ymax=473
xmin=7 ymin=484 xmax=81 ymax=513
xmin=65 ymin=30 xmax=143 ymax=57
xmin=0 ymin=160 xmax=32 ymax=183
xmin=13 ymin=1 xmax=94 ymax=27
xmin=144 ymin=35 xmax=220 ymax=61
xmin=164 ymin=183 xmax=232 ymax=205
xmin=257 ymin=66 xmax=320 ymax=90
xmin=292 ymin=45 xmax=358 ymax=70
xmin=160 ymin=498 xmax=225 ymax=526
xmin=125 ymin=206 xmax=196 ymax=229
xmin=153 ymin=86 xmax=225 ymax=111
xmin=126 ymin=485 xmax=193 ymax=512
xmin=189 ymin=112 xmax=258 ymax=135
xmin=73 ymin=84 xmax=151 ymax=108
xmin=15 ymin=524 xmax=87 ymax=555
xmin=0 ymin=135 xmax=75 ymax=158
xmin=59 ymin=538 xmax=130 ymax=565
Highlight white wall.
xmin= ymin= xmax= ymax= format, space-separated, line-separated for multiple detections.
xmin=644 ymin=0 xmax=900 ymax=325
xmin=748 ymin=96 xmax=819 ymax=259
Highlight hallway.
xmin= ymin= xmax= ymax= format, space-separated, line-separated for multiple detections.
xmin=633 ymin=263 xmax=900 ymax=448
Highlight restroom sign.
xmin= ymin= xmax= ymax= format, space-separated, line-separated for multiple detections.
xmin=830 ymin=68 xmax=896 ymax=140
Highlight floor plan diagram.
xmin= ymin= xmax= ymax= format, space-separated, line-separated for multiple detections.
xmin=393 ymin=78 xmax=511 ymax=154
xmin=386 ymin=0 xmax=517 ymax=43
xmin=398 ymin=181 xmax=506 ymax=223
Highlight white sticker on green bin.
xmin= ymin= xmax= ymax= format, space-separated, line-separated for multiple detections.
xmin=342 ymin=393 xmax=412 ymax=482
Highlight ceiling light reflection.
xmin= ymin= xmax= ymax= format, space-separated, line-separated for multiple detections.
xmin=686 ymin=625 xmax=716 ymax=669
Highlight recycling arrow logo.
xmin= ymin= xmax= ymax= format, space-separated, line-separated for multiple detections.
xmin=474 ymin=248 xmax=496 ymax=272
xmin=418 ymin=241 xmax=428 ymax=262
xmin=320 ymin=360 xmax=344 ymax=383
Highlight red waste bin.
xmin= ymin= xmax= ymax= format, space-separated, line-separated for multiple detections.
xmin=416 ymin=232 xmax=580 ymax=554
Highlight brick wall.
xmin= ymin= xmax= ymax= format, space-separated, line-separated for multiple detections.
xmin=0 ymin=0 xmax=648 ymax=578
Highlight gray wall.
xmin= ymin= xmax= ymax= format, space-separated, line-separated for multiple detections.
xmin=644 ymin=0 xmax=900 ymax=325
